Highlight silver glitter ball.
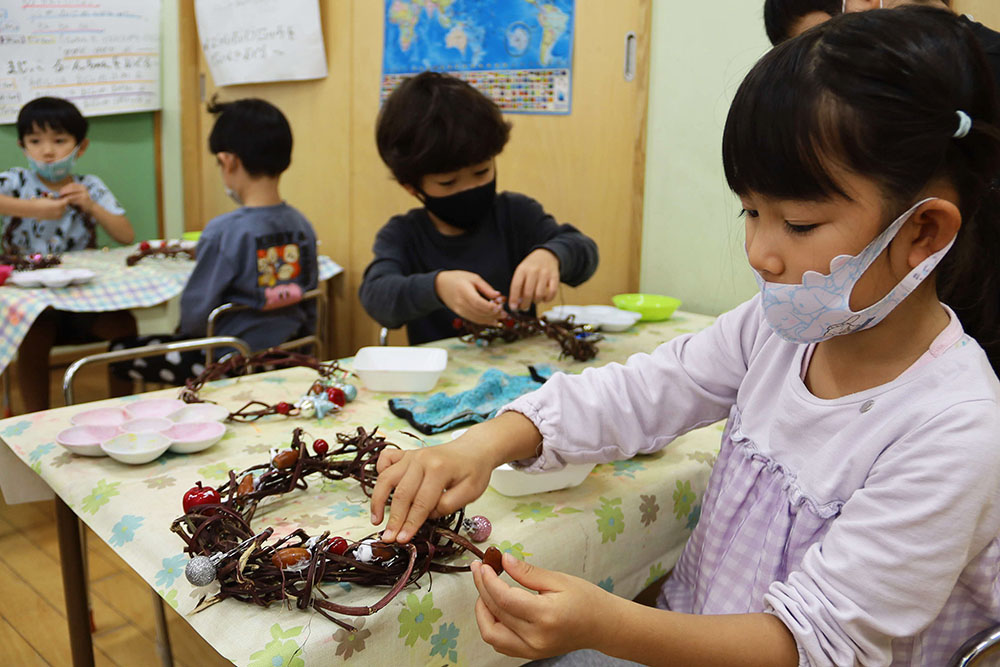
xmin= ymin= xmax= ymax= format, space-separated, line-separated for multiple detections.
xmin=339 ymin=383 xmax=358 ymax=402
xmin=185 ymin=556 xmax=218 ymax=587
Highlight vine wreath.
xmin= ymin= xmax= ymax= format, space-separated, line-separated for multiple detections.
xmin=171 ymin=426 xmax=500 ymax=632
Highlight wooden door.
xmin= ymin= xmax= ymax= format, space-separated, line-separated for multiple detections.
xmin=954 ymin=1 xmax=1000 ymax=28
xmin=180 ymin=1 xmax=651 ymax=356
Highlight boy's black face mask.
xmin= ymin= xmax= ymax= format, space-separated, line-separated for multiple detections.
xmin=419 ymin=178 xmax=496 ymax=231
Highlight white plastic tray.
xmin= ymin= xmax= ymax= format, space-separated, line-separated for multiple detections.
xmin=543 ymin=305 xmax=641 ymax=332
xmin=352 ymin=346 xmax=447 ymax=392
xmin=7 ymin=268 xmax=95 ymax=288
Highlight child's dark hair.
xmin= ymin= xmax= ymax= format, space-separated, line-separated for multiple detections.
xmin=723 ymin=7 xmax=1000 ymax=372
xmin=763 ymin=0 xmax=841 ymax=45
xmin=17 ymin=97 xmax=88 ymax=143
xmin=207 ymin=97 xmax=292 ymax=177
xmin=376 ymin=71 xmax=511 ymax=188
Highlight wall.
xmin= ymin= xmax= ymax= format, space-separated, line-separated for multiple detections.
xmin=641 ymin=1 xmax=1000 ymax=319
xmin=954 ymin=0 xmax=1000 ymax=27
xmin=639 ymin=2 xmax=769 ymax=317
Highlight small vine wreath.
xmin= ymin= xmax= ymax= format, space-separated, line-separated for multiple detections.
xmin=171 ymin=426 xmax=499 ymax=632
xmin=179 ymin=349 xmax=358 ymax=422
xmin=454 ymin=304 xmax=602 ymax=362
xmin=126 ymin=240 xmax=196 ymax=266
xmin=0 ymin=252 xmax=62 ymax=270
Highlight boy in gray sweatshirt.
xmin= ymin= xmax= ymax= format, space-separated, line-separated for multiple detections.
xmin=112 ymin=98 xmax=317 ymax=384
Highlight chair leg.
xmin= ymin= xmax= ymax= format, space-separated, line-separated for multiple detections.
xmin=152 ymin=589 xmax=174 ymax=667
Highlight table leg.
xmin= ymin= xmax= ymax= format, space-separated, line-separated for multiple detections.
xmin=152 ymin=589 xmax=174 ymax=667
xmin=55 ymin=496 xmax=95 ymax=667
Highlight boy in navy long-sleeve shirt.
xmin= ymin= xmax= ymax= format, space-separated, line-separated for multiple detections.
xmin=359 ymin=72 xmax=598 ymax=345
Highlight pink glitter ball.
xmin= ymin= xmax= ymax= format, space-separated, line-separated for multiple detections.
xmin=464 ymin=515 xmax=492 ymax=543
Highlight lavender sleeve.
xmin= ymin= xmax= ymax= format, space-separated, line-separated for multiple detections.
xmin=501 ymin=296 xmax=768 ymax=471
xmin=765 ymin=402 xmax=1000 ymax=666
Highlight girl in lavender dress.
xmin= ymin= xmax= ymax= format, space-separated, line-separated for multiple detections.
xmin=370 ymin=8 xmax=1000 ymax=666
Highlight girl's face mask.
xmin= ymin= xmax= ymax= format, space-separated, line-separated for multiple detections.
xmin=26 ymin=144 xmax=80 ymax=182
xmin=754 ymin=198 xmax=954 ymax=344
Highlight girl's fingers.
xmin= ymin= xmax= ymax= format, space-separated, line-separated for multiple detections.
xmin=369 ymin=455 xmax=407 ymax=525
xmin=479 ymin=555 xmax=549 ymax=621
xmin=472 ymin=561 xmax=527 ymax=633
xmin=380 ymin=462 xmax=425 ymax=542
xmin=501 ymin=552 xmax=562 ymax=593
xmin=375 ymin=447 xmax=404 ymax=473
xmin=396 ymin=470 xmax=449 ymax=543
xmin=474 ymin=596 xmax=532 ymax=658
xmin=435 ymin=478 xmax=482 ymax=517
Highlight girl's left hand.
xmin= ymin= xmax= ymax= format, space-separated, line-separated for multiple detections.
xmin=58 ymin=183 xmax=94 ymax=214
xmin=471 ymin=552 xmax=616 ymax=659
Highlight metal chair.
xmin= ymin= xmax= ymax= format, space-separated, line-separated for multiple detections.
xmin=61 ymin=336 xmax=251 ymax=667
xmin=379 ymin=327 xmax=390 ymax=346
xmin=948 ymin=625 xmax=1000 ymax=666
xmin=205 ymin=287 xmax=326 ymax=362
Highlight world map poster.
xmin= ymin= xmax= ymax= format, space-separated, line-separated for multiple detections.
xmin=381 ymin=0 xmax=575 ymax=114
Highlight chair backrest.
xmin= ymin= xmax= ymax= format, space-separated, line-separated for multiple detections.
xmin=62 ymin=336 xmax=251 ymax=406
xmin=947 ymin=624 xmax=1000 ymax=667
xmin=205 ymin=288 xmax=326 ymax=363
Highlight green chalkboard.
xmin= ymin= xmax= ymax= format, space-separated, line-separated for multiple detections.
xmin=0 ymin=112 xmax=158 ymax=248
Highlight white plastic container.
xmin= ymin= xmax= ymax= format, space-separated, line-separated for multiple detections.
xmin=352 ymin=346 xmax=447 ymax=392
xmin=70 ymin=406 xmax=128 ymax=427
xmin=101 ymin=432 xmax=171 ymax=465
xmin=170 ymin=403 xmax=229 ymax=423
xmin=124 ymin=398 xmax=185 ymax=420
xmin=166 ymin=421 xmax=226 ymax=454
xmin=543 ymin=305 xmax=641 ymax=332
xmin=489 ymin=462 xmax=596 ymax=496
xmin=56 ymin=425 xmax=119 ymax=457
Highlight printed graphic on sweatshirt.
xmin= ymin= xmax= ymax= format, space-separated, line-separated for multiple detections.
xmin=257 ymin=236 xmax=304 ymax=309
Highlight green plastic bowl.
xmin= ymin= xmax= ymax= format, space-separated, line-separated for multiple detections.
xmin=181 ymin=231 xmax=202 ymax=242
xmin=611 ymin=293 xmax=682 ymax=322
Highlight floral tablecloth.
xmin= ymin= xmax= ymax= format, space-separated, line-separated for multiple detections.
xmin=0 ymin=311 xmax=720 ymax=666
xmin=0 ymin=248 xmax=342 ymax=375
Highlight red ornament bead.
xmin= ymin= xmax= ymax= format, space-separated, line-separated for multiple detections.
xmin=326 ymin=536 xmax=348 ymax=555
xmin=313 ymin=439 xmax=329 ymax=455
xmin=326 ymin=386 xmax=346 ymax=407
xmin=275 ymin=401 xmax=292 ymax=415
xmin=452 ymin=317 xmax=464 ymax=330
xmin=139 ymin=240 xmax=150 ymax=251
xmin=503 ymin=318 xmax=516 ymax=328
xmin=182 ymin=482 xmax=220 ymax=513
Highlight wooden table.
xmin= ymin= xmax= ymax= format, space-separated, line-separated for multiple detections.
xmin=0 ymin=311 xmax=722 ymax=666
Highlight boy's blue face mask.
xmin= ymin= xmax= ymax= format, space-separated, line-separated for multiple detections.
xmin=418 ymin=178 xmax=497 ymax=231
xmin=26 ymin=145 xmax=80 ymax=182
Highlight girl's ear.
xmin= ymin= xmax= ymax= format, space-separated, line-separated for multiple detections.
xmin=75 ymin=138 xmax=90 ymax=160
xmin=907 ymin=199 xmax=961 ymax=269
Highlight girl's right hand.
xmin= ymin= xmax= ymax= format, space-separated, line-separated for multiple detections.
xmin=371 ymin=412 xmax=544 ymax=543
xmin=434 ymin=270 xmax=504 ymax=325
